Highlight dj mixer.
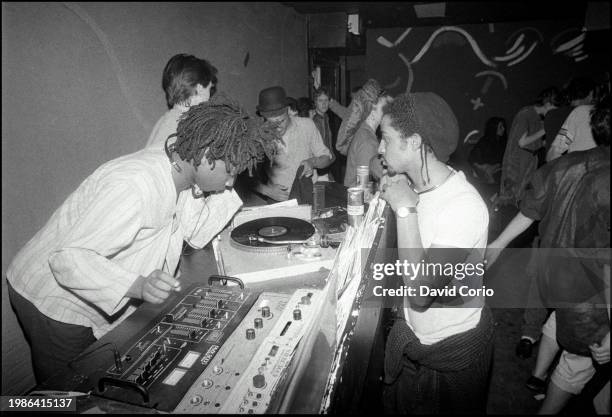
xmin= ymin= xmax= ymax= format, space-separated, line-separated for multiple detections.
xmin=84 ymin=277 xmax=321 ymax=414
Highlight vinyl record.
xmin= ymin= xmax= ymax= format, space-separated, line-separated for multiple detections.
xmin=230 ymin=217 xmax=315 ymax=250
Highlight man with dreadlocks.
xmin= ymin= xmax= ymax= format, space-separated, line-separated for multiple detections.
xmin=378 ymin=92 xmax=494 ymax=414
xmin=6 ymin=93 xmax=280 ymax=385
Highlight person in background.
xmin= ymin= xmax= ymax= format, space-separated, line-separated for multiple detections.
xmin=543 ymin=76 xmax=595 ymax=158
xmin=486 ymin=95 xmax=610 ymax=411
xmin=286 ymin=96 xmax=298 ymax=118
xmin=336 ymin=79 xmax=386 ymax=161
xmin=255 ymin=86 xmax=332 ymax=202
xmin=311 ymin=88 xmax=337 ymax=180
xmin=469 ymin=117 xmax=507 ymax=186
xmin=6 ymin=94 xmax=280 ymax=384
xmin=547 ymin=78 xmax=597 ymax=162
xmin=344 ymin=90 xmax=391 ymax=187
xmin=379 ymin=92 xmax=493 ymax=414
xmin=145 ymin=53 xmax=217 ymax=149
xmin=498 ymin=87 xmax=558 ymax=209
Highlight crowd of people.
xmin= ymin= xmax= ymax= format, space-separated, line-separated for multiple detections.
xmin=6 ymin=52 xmax=609 ymax=415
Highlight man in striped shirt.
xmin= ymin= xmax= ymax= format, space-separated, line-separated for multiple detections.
xmin=6 ymin=94 xmax=280 ymax=384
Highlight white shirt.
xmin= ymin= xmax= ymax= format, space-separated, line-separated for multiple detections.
xmin=403 ymin=170 xmax=489 ymax=345
xmin=551 ymin=104 xmax=596 ymax=155
xmin=265 ymin=117 xmax=333 ymax=195
xmin=6 ymin=148 xmax=242 ymax=338
xmin=145 ymin=107 xmax=183 ymax=149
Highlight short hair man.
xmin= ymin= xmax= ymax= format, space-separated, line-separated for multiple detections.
xmin=255 ymin=86 xmax=333 ymax=202
xmin=499 ymin=87 xmax=558 ymax=207
xmin=379 ymin=92 xmax=494 ymax=414
xmin=6 ymin=94 xmax=280 ymax=384
xmin=145 ymin=53 xmax=218 ymax=149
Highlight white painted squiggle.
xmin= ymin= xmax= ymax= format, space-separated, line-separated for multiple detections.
xmin=554 ymin=33 xmax=586 ymax=54
xmin=376 ymin=36 xmax=394 ymax=48
xmin=505 ymin=34 xmax=524 ymax=54
xmin=61 ymin=2 xmax=148 ymax=132
xmin=410 ymin=26 xmax=496 ymax=68
xmin=394 ymin=28 xmax=412 ymax=45
xmin=398 ymin=53 xmax=414 ymax=93
xmin=494 ymin=45 xmax=525 ymax=62
xmin=475 ymin=70 xmax=508 ymax=90
xmin=507 ymin=42 xmax=538 ymax=67
xmin=464 ymin=130 xmax=479 ymax=143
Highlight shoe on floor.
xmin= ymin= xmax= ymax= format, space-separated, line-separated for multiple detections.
xmin=526 ymin=376 xmax=546 ymax=393
xmin=515 ymin=338 xmax=534 ymax=359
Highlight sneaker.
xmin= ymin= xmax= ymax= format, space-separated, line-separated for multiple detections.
xmin=515 ymin=338 xmax=534 ymax=359
xmin=526 ymin=376 xmax=546 ymax=393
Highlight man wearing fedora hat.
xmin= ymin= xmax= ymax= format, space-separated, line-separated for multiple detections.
xmin=255 ymin=86 xmax=333 ymax=201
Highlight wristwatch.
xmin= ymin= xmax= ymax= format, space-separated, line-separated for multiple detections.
xmin=395 ymin=206 xmax=417 ymax=218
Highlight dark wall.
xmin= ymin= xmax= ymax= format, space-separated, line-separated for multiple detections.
xmin=366 ymin=20 xmax=610 ymax=163
xmin=1 ymin=2 xmax=307 ymax=395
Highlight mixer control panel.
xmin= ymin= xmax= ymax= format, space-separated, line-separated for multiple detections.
xmin=219 ymin=288 xmax=322 ymax=414
xmin=174 ymin=292 xmax=292 ymax=413
xmin=95 ymin=284 xmax=257 ymax=411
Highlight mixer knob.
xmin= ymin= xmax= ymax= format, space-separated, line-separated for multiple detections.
xmin=209 ymin=309 xmax=216 ymax=318
xmin=261 ymin=306 xmax=271 ymax=318
xmin=202 ymin=379 xmax=214 ymax=389
xmin=217 ymin=300 xmax=224 ymax=309
xmin=163 ymin=314 xmax=173 ymax=323
xmin=252 ymin=374 xmax=266 ymax=389
xmin=300 ymin=296 xmax=311 ymax=305
xmin=189 ymin=395 xmax=202 ymax=405
xmin=201 ymin=318 xmax=209 ymax=327
xmin=293 ymin=309 xmax=302 ymax=321
xmin=212 ymin=365 xmax=223 ymax=375
xmin=254 ymin=318 xmax=263 ymax=329
xmin=246 ymin=328 xmax=256 ymax=340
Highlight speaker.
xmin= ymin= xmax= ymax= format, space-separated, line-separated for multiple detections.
xmin=308 ymin=12 xmax=347 ymax=48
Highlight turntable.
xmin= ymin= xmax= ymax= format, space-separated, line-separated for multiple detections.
xmin=216 ymin=216 xmax=338 ymax=283
xmin=230 ymin=217 xmax=316 ymax=253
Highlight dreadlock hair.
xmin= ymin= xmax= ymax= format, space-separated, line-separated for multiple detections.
xmin=382 ymin=93 xmax=433 ymax=184
xmin=171 ymin=92 xmax=282 ymax=176
xmin=343 ymin=79 xmax=385 ymax=148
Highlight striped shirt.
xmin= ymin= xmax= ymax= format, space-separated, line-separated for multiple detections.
xmin=6 ymin=148 xmax=242 ymax=338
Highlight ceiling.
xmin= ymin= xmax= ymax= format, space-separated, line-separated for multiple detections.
xmin=282 ymin=2 xmax=589 ymax=28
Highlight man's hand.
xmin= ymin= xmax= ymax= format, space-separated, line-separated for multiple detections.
xmin=258 ymin=183 xmax=289 ymax=201
xmin=299 ymin=159 xmax=315 ymax=178
xmin=590 ymin=332 xmax=610 ymax=365
xmin=130 ymin=270 xmax=182 ymax=304
xmin=379 ymin=172 xmax=418 ymax=211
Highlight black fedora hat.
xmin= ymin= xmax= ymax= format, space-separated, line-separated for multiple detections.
xmin=257 ymin=86 xmax=289 ymax=117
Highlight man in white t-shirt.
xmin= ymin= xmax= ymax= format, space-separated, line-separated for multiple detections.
xmin=255 ymin=86 xmax=333 ymax=202
xmin=378 ymin=92 xmax=494 ymax=414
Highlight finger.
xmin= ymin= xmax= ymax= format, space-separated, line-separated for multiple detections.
xmin=143 ymin=284 xmax=169 ymax=302
xmin=151 ymin=271 xmax=179 ymax=291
